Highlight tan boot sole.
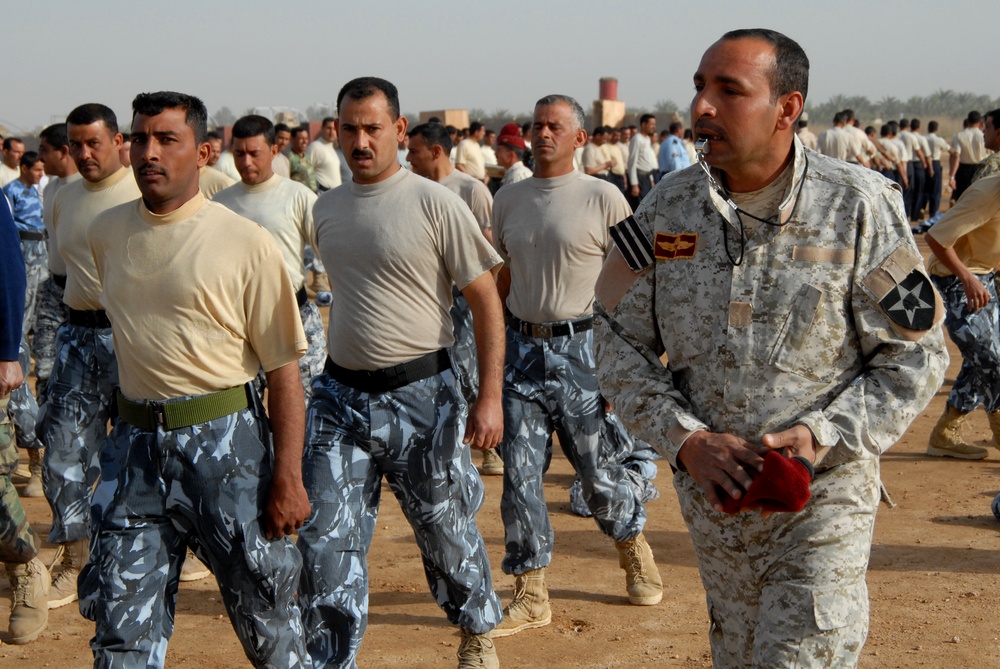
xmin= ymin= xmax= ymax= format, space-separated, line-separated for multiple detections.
xmin=489 ymin=612 xmax=552 ymax=638
xmin=628 ymin=591 xmax=663 ymax=606
xmin=926 ymin=444 xmax=988 ymax=460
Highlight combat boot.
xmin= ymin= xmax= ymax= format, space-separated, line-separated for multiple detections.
xmin=48 ymin=539 xmax=87 ymax=609
xmin=6 ymin=556 xmax=50 ymax=644
xmin=489 ymin=568 xmax=551 ymax=638
xmin=926 ymin=406 xmax=988 ymax=460
xmin=480 ymin=449 xmax=504 ymax=476
xmin=457 ymin=628 xmax=499 ymax=669
xmin=23 ymin=447 xmax=44 ymax=497
xmin=987 ymin=410 xmax=1000 ymax=451
xmin=615 ymin=533 xmax=663 ymax=606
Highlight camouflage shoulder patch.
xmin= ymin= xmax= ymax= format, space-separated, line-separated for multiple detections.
xmin=610 ymin=215 xmax=655 ymax=273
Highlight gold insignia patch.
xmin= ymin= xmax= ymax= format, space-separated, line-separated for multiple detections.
xmin=654 ymin=232 xmax=698 ymax=260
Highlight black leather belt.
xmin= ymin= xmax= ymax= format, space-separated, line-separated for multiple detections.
xmin=325 ymin=350 xmax=450 ymax=394
xmin=18 ymin=229 xmax=47 ymax=241
xmin=507 ymin=311 xmax=594 ymax=339
xmin=296 ymin=286 xmax=307 ymax=307
xmin=68 ymin=308 xmax=111 ymax=329
xmin=52 ymin=274 xmax=66 ymax=289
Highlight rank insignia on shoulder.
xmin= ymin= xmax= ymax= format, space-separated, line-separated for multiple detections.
xmin=879 ymin=269 xmax=935 ymax=331
xmin=654 ymin=232 xmax=698 ymax=260
xmin=610 ymin=215 xmax=655 ymax=272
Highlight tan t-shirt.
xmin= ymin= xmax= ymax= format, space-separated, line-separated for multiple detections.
xmin=198 ymin=166 xmax=236 ymax=198
xmin=53 ymin=166 xmax=140 ymax=310
xmin=0 ymin=163 xmax=19 ymax=188
xmin=583 ymin=142 xmax=609 ymax=176
xmin=438 ymin=169 xmax=493 ymax=231
xmin=213 ymin=174 xmax=317 ymax=288
xmin=273 ymin=152 xmax=291 ymax=178
xmin=313 ymin=167 xmax=502 ymax=370
xmin=927 ymin=175 xmax=1000 ymax=276
xmin=454 ymin=138 xmax=486 ymax=180
xmin=604 ymin=143 xmax=626 ymax=176
xmin=493 ymin=170 xmax=632 ymax=323
xmin=43 ymin=173 xmax=82 ymax=275
xmin=306 ymin=139 xmax=343 ymax=190
xmin=89 ymin=193 xmax=306 ymax=400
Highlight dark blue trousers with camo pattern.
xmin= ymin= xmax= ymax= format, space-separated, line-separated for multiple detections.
xmin=298 ymin=367 xmax=502 ymax=669
xmin=500 ymin=325 xmax=646 ymax=575
xmin=79 ymin=391 xmax=311 ymax=669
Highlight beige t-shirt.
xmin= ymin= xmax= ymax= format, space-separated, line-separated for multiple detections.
xmin=438 ymin=169 xmax=493 ymax=231
xmin=952 ymin=127 xmax=988 ymax=164
xmin=273 ymin=152 xmax=291 ymax=178
xmin=43 ymin=173 xmax=82 ymax=275
xmin=493 ymin=170 xmax=632 ymax=323
xmin=816 ymin=127 xmax=848 ymax=161
xmin=213 ymin=174 xmax=317 ymax=288
xmin=313 ymin=167 xmax=502 ymax=370
xmin=53 ymin=166 xmax=140 ymax=310
xmin=927 ymin=175 xmax=1000 ymax=276
xmin=605 ymin=142 xmax=626 ymax=176
xmin=89 ymin=193 xmax=306 ymax=400
xmin=583 ymin=142 xmax=609 ymax=176
xmin=0 ymin=163 xmax=19 ymax=188
xmin=198 ymin=166 xmax=236 ymax=198
xmin=926 ymin=133 xmax=951 ymax=161
xmin=306 ymin=138 xmax=343 ymax=190
xmin=214 ymin=152 xmax=240 ymax=181
xmin=454 ymin=138 xmax=486 ymax=180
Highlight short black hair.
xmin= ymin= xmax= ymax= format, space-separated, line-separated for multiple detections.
xmin=968 ymin=110 xmax=983 ymax=125
xmin=928 ymin=120 xmax=939 ymax=133
xmin=640 ymin=114 xmax=655 ymax=126
xmin=321 ymin=116 xmax=336 ymax=126
xmin=985 ymin=109 xmax=1000 ymax=129
xmin=19 ymin=151 xmax=40 ymax=168
xmin=721 ymin=28 xmax=810 ymax=105
xmin=66 ymin=103 xmax=119 ymax=135
xmin=39 ymin=123 xmax=69 ymax=150
xmin=274 ymin=123 xmax=291 ymax=134
xmin=669 ymin=121 xmax=684 ymax=134
xmin=470 ymin=121 xmax=484 ymax=134
xmin=232 ymin=115 xmax=276 ymax=145
xmin=336 ymin=77 xmax=400 ymax=120
xmin=291 ymin=125 xmax=310 ymax=139
xmin=409 ymin=122 xmax=453 ymax=153
xmin=899 ymin=118 xmax=910 ymax=129
xmin=2 ymin=137 xmax=23 ymax=151
xmin=131 ymin=92 xmax=208 ymax=144
xmin=207 ymin=130 xmax=224 ymax=142
xmin=910 ymin=118 xmax=921 ymax=131
xmin=864 ymin=126 xmax=876 ymax=136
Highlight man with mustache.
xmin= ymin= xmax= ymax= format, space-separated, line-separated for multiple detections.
xmin=490 ymin=94 xmax=662 ymax=640
xmin=82 ymin=90 xmax=311 ymax=668
xmin=37 ymin=103 xmax=140 ymax=609
xmin=300 ymin=76 xmax=504 ymax=669
xmin=594 ymin=29 xmax=947 ymax=668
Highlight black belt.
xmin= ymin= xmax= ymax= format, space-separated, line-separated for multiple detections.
xmin=68 ymin=308 xmax=111 ymax=329
xmin=18 ymin=229 xmax=47 ymax=241
xmin=52 ymin=274 xmax=66 ymax=289
xmin=507 ymin=311 xmax=593 ymax=339
xmin=296 ymin=286 xmax=307 ymax=307
xmin=324 ymin=350 xmax=450 ymax=394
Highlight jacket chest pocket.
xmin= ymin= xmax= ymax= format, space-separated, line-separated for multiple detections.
xmin=769 ymin=282 xmax=850 ymax=381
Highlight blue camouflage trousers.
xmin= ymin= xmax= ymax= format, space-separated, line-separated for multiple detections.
xmin=676 ymin=458 xmax=879 ymax=668
xmin=79 ymin=390 xmax=311 ymax=669
xmin=20 ymin=238 xmax=48 ymax=337
xmin=32 ymin=275 xmax=67 ymax=386
xmin=300 ymin=300 xmax=327 ymax=401
xmin=37 ymin=322 xmax=118 ymax=544
xmin=0 ymin=395 xmax=40 ymax=564
xmin=500 ymin=325 xmax=646 ymax=575
xmin=932 ymin=274 xmax=1000 ymax=413
xmin=9 ymin=337 xmax=43 ymax=450
xmin=450 ymin=288 xmax=478 ymax=404
xmin=298 ymin=368 xmax=502 ymax=669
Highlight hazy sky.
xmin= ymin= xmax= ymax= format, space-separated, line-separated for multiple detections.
xmin=1 ymin=0 xmax=994 ymax=133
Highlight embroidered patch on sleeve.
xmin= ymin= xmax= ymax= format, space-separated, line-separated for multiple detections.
xmin=654 ymin=232 xmax=698 ymax=260
xmin=879 ymin=269 xmax=935 ymax=331
xmin=610 ymin=215 xmax=655 ymax=273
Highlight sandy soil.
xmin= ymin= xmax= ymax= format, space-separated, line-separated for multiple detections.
xmin=2 ymin=238 xmax=999 ymax=669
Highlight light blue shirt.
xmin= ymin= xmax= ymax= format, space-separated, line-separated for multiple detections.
xmin=657 ymin=135 xmax=691 ymax=175
xmin=2 ymin=179 xmax=43 ymax=233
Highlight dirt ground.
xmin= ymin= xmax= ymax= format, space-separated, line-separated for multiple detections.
xmin=2 ymin=238 xmax=1000 ymax=669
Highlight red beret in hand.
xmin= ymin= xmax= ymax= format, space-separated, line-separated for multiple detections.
xmin=719 ymin=451 xmax=814 ymax=515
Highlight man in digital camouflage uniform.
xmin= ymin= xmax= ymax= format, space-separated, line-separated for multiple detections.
xmin=37 ymin=103 xmax=141 ymax=609
xmin=490 ymin=94 xmax=662 ymax=641
xmin=300 ymin=77 xmax=505 ymax=669
xmin=594 ymin=29 xmax=947 ymax=668
xmin=80 ymin=91 xmax=312 ymax=669
xmin=213 ymin=114 xmax=326 ymax=401
xmin=1 ymin=190 xmax=49 ymax=644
